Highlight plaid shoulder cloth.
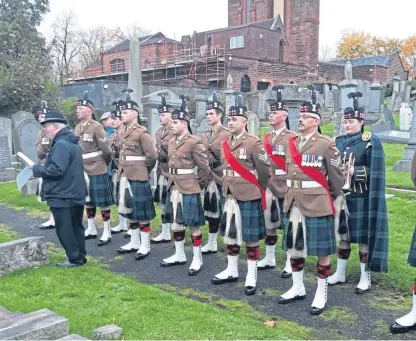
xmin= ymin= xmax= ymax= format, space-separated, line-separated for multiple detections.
xmin=367 ymin=134 xmax=388 ymax=272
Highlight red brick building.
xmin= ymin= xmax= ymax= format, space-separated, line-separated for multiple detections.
xmin=73 ymin=0 xmax=349 ymax=90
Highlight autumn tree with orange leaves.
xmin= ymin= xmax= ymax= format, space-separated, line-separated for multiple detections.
xmin=336 ymin=30 xmax=416 ymax=76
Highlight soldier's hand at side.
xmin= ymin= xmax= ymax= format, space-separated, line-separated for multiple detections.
xmin=349 ymin=166 xmax=354 ymax=176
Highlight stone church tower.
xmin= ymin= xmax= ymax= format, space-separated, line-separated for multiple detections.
xmin=228 ymin=0 xmax=320 ymax=73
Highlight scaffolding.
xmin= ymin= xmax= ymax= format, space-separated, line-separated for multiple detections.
xmin=70 ymin=42 xmax=231 ymax=88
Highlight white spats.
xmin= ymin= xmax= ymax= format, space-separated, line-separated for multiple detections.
xmin=151 ymin=223 xmax=171 ymax=243
xmin=356 ymin=262 xmax=371 ymax=293
xmin=257 ymin=245 xmax=276 ymax=269
xmin=201 ymin=233 xmax=218 ymax=254
xmin=118 ymin=228 xmax=141 ymax=253
xmin=136 ymin=231 xmax=150 ymax=257
xmin=278 ymin=270 xmax=306 ymax=303
xmin=100 ymin=220 xmax=112 ymax=242
xmin=85 ymin=218 xmax=97 ymax=237
xmin=396 ymin=295 xmax=416 ymax=327
xmin=328 ymin=258 xmax=348 ymax=285
xmin=310 ymin=278 xmax=328 ymax=314
xmin=161 ymin=240 xmax=187 ymax=266
xmin=282 ymin=252 xmax=293 ymax=276
xmin=40 ymin=213 xmax=55 ymax=228
xmin=245 ymin=260 xmax=258 ymax=295
xmin=111 ymin=215 xmax=128 ymax=233
xmin=212 ymin=255 xmax=239 ymax=284
xmin=188 ymin=246 xmax=203 ymax=275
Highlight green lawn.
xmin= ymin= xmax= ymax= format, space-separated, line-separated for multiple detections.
xmin=0 ymin=228 xmax=308 ymax=340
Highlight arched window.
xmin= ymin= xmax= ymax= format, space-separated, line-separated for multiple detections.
xmin=279 ymin=40 xmax=285 ymax=62
xmin=110 ymin=58 xmax=126 ymax=73
xmin=240 ymin=75 xmax=251 ymax=92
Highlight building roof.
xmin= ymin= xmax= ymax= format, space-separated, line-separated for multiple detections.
xmin=105 ymin=32 xmax=181 ymax=54
xmin=329 ymin=54 xmax=393 ymax=67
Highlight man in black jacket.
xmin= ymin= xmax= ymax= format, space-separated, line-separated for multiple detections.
xmin=29 ymin=110 xmax=87 ymax=268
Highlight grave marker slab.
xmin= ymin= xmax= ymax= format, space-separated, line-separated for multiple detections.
xmin=0 ymin=136 xmax=16 ymax=182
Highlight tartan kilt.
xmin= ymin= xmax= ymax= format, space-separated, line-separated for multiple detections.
xmin=125 ymin=180 xmax=156 ymax=221
xmin=238 ymin=199 xmax=265 ymax=243
xmin=88 ymin=174 xmax=114 ymax=208
xmin=346 ymin=195 xmax=369 ymax=244
xmin=164 ymin=191 xmax=205 ymax=227
xmin=282 ymin=213 xmax=336 ymax=257
xmin=408 ymin=224 xmax=416 ymax=268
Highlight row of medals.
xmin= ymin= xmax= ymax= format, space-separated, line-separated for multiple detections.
xmin=301 ymin=155 xmax=323 ymax=167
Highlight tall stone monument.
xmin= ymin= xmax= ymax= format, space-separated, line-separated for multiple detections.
xmin=128 ymin=36 xmax=145 ymax=122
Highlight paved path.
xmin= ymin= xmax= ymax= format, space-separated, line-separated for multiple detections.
xmin=0 ymin=204 xmax=413 ymax=340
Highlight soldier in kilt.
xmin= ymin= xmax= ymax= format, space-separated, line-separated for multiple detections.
xmin=160 ymin=95 xmax=211 ymax=276
xmin=151 ymin=92 xmax=175 ymax=244
xmin=278 ymin=86 xmax=344 ymax=315
xmin=211 ymin=94 xmax=271 ymax=296
xmin=109 ymin=101 xmax=129 ymax=235
xmin=200 ymin=92 xmax=230 ymax=254
xmin=116 ymin=91 xmax=157 ymax=260
xmin=74 ymin=91 xmax=114 ymax=246
xmin=259 ymin=85 xmax=296 ymax=277
xmin=328 ymin=92 xmax=388 ymax=294
xmin=390 ymin=152 xmax=416 ymax=334
xmin=35 ymin=101 xmax=55 ymax=230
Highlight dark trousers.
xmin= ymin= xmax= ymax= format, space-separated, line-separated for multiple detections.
xmin=50 ymin=205 xmax=86 ymax=264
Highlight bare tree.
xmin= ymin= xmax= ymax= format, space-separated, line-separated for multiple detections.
xmin=319 ymin=44 xmax=335 ymax=62
xmin=49 ymin=10 xmax=80 ymax=85
xmin=124 ymin=22 xmax=151 ymax=39
xmin=77 ymin=26 xmax=126 ymax=70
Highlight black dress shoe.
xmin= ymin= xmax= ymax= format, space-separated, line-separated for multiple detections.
xmin=85 ymin=234 xmax=97 ymax=240
xmin=310 ymin=306 xmax=325 ymax=315
xmin=117 ymin=248 xmax=138 ymax=254
xmin=201 ymin=250 xmax=217 ymax=255
xmin=281 ymin=271 xmax=292 ymax=278
xmin=355 ymin=287 xmax=370 ymax=294
xmin=188 ymin=268 xmax=202 ymax=276
xmin=56 ymin=261 xmax=83 ymax=268
xmin=135 ymin=252 xmax=149 ymax=260
xmin=390 ymin=322 xmax=416 ymax=334
xmin=245 ymin=286 xmax=256 ymax=296
xmin=97 ymin=238 xmax=111 ymax=246
xmin=160 ymin=260 xmax=186 ymax=267
xmin=39 ymin=224 xmax=55 ymax=230
xmin=150 ymin=239 xmax=171 ymax=244
xmin=277 ymin=294 xmax=306 ymax=304
xmin=211 ymin=276 xmax=238 ymax=285
xmin=258 ymin=264 xmax=275 ymax=270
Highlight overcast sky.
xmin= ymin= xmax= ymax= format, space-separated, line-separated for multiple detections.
xmin=39 ymin=0 xmax=416 ymax=57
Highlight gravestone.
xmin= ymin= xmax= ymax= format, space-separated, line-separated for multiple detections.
xmin=0 ymin=136 xmax=16 ymax=182
xmin=323 ymin=84 xmax=330 ymax=108
xmin=399 ymin=103 xmax=412 ymax=131
xmin=128 ymin=36 xmax=144 ymax=115
xmin=382 ymin=104 xmax=397 ymax=130
xmin=11 ymin=111 xmax=40 ymax=167
xmin=393 ymin=102 xmax=416 ymax=171
xmin=247 ymin=112 xmax=260 ymax=136
xmin=339 ymin=62 xmax=357 ymax=134
xmin=224 ymin=89 xmax=235 ymax=117
xmin=404 ymin=84 xmax=412 ymax=103
xmin=368 ymin=82 xmax=382 ymax=113
xmin=0 ymin=117 xmax=12 ymax=159
xmin=191 ymin=95 xmax=210 ymax=136
xmin=282 ymin=84 xmax=311 ymax=131
xmin=333 ymin=89 xmax=341 ymax=112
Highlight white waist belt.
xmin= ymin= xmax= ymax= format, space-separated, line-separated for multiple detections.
xmin=82 ymin=151 xmax=102 ymax=159
xmin=223 ymin=169 xmax=257 ymax=178
xmin=125 ymin=156 xmax=146 ymax=161
xmin=287 ymin=179 xmax=321 ymax=188
xmin=169 ymin=168 xmax=195 ymax=175
xmin=274 ymin=169 xmax=286 ymax=176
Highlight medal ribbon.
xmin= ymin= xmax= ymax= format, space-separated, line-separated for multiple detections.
xmin=264 ymin=133 xmax=287 ymax=172
xmin=288 ymin=137 xmax=335 ymax=216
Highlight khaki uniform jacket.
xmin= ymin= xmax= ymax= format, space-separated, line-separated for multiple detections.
xmin=155 ymin=122 xmax=175 ymax=179
xmin=36 ymin=129 xmax=51 ymax=163
xmin=201 ymin=124 xmax=231 ymax=186
xmin=118 ymin=123 xmax=157 ymax=181
xmin=74 ymin=119 xmax=112 ymax=175
xmin=265 ymin=128 xmax=297 ymax=199
xmin=222 ymin=132 xmax=271 ymax=201
xmin=109 ymin=130 xmax=124 ymax=169
xmin=283 ymin=131 xmax=344 ymax=217
xmin=167 ymin=132 xmax=211 ymax=194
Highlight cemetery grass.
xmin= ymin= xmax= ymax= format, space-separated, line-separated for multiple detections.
xmin=0 ymin=238 xmax=309 ymax=340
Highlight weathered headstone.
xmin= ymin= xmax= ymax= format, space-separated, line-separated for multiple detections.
xmin=333 ymin=89 xmax=341 ymax=112
xmin=227 ymin=74 xmax=234 ymax=90
xmin=339 ymin=62 xmax=357 ymax=136
xmin=11 ymin=111 xmax=40 ymax=167
xmin=382 ymin=104 xmax=397 ymax=130
xmin=191 ymin=95 xmax=210 ymax=136
xmin=399 ymin=102 xmax=412 ymax=131
xmin=281 ymin=84 xmax=311 ymax=132
xmin=393 ymin=102 xmax=416 ymax=171
xmin=404 ymin=84 xmax=412 ymax=103
xmin=0 ymin=117 xmax=12 ymax=159
xmin=247 ymin=112 xmax=260 ymax=136
xmin=0 ymin=136 xmax=16 ymax=182
xmin=368 ymin=81 xmax=382 ymax=113
xmin=224 ymin=89 xmax=235 ymax=118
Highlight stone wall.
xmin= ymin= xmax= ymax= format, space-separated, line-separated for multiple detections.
xmin=318 ymin=62 xmax=344 ymax=83
xmin=228 ymin=0 xmax=274 ymax=26
xmin=387 ymin=52 xmax=409 ymax=82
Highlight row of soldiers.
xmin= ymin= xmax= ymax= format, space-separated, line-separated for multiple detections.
xmin=34 ymin=86 xmax=416 ymax=332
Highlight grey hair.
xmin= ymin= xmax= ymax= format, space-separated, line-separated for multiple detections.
xmin=55 ymin=123 xmax=66 ymax=130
